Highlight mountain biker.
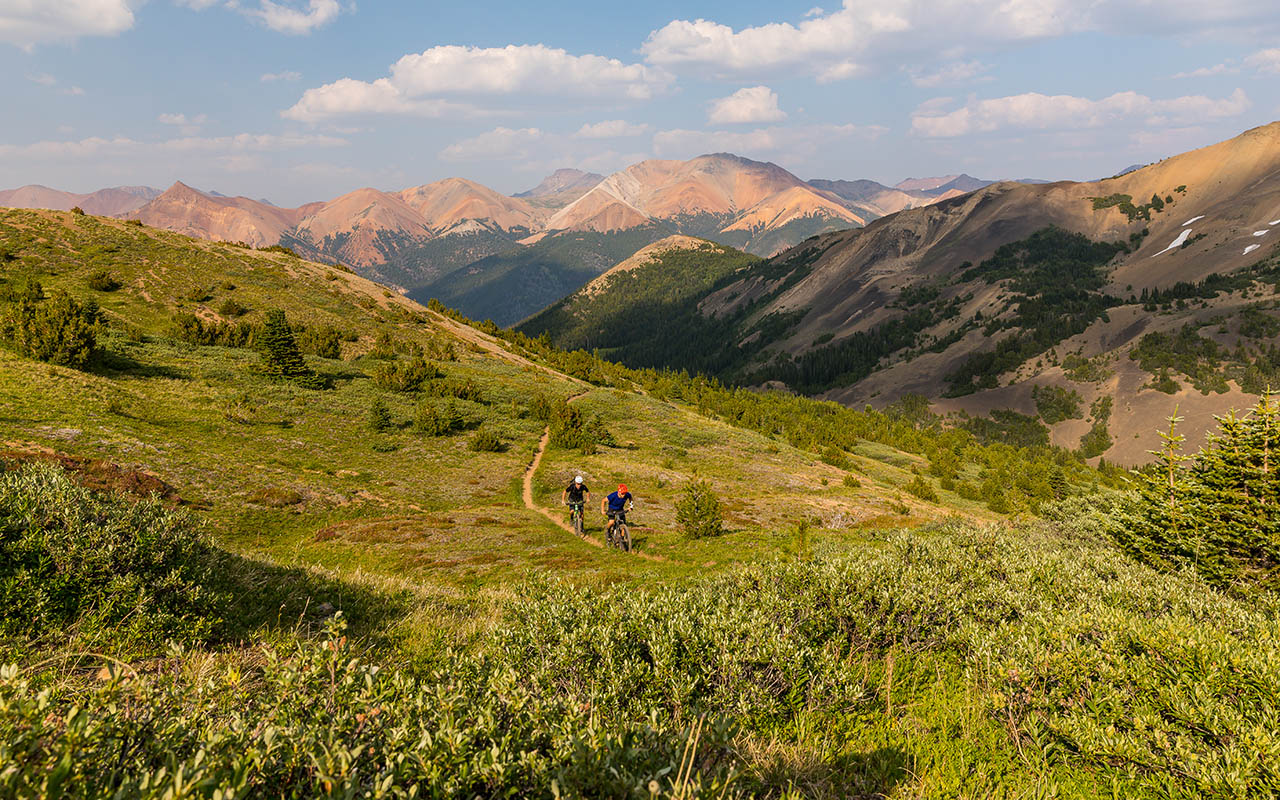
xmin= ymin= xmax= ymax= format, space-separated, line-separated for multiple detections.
xmin=601 ymin=483 xmax=633 ymax=539
xmin=562 ymin=475 xmax=589 ymax=528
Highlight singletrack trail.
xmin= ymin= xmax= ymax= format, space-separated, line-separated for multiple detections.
xmin=522 ymin=426 xmax=601 ymax=547
xmin=520 ymin=393 xmax=662 ymax=560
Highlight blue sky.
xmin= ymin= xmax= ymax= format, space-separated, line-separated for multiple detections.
xmin=3 ymin=0 xmax=1279 ymax=206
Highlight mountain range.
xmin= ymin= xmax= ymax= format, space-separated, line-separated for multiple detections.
xmin=0 ymin=160 xmax=1032 ymax=324
xmin=522 ymin=121 xmax=1280 ymax=465
xmin=0 ymin=184 xmax=160 ymax=216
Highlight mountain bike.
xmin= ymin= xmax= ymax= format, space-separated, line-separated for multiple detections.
xmin=567 ymin=501 xmax=585 ymax=535
xmin=606 ymin=510 xmax=632 ymax=552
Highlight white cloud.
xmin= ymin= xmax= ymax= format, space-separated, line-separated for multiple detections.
xmin=283 ymin=77 xmax=477 ymax=121
xmin=0 ymin=132 xmax=346 ymax=160
xmin=440 ymin=127 xmax=543 ymax=162
xmin=158 ymin=112 xmax=209 ymax=135
xmin=708 ymin=86 xmax=787 ymax=124
xmin=24 ymin=71 xmax=85 ymax=95
xmin=0 ymin=0 xmax=136 ymax=49
xmin=158 ymin=113 xmax=206 ymax=125
xmin=653 ymin=123 xmax=885 ymax=162
xmin=1172 ymin=62 xmax=1239 ymax=78
xmin=238 ymin=0 xmax=341 ymax=35
xmin=574 ymin=120 xmax=650 ymax=139
xmin=910 ymin=61 xmax=990 ymax=88
xmin=261 ymin=70 xmax=302 ymax=82
xmin=1245 ymin=48 xmax=1280 ymax=74
xmin=641 ymin=1 xmax=1280 ymax=81
xmin=911 ymin=88 xmax=1251 ymax=137
xmin=284 ymin=44 xmax=672 ymax=121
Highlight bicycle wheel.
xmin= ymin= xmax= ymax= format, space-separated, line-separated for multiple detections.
xmin=573 ymin=511 xmax=583 ymax=535
xmin=619 ymin=524 xmax=631 ymax=552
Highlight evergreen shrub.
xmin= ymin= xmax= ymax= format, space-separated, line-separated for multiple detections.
xmin=367 ymin=397 xmax=393 ymax=433
xmin=259 ymin=309 xmax=325 ymax=389
xmin=373 ymin=357 xmax=440 ymax=393
xmin=1126 ymin=395 xmax=1280 ymax=590
xmin=86 ymin=270 xmax=121 ymax=292
xmin=1 ymin=291 xmax=98 ymax=369
xmin=675 ymin=479 xmax=723 ymax=539
xmin=468 ymin=429 xmax=503 ymax=452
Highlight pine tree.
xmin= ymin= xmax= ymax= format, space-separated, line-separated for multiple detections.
xmin=259 ymin=309 xmax=323 ymax=389
xmin=368 ymin=397 xmax=392 ymax=433
xmin=1130 ymin=394 xmax=1280 ymax=589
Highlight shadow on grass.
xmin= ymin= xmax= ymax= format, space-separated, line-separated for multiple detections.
xmin=205 ymin=545 xmax=410 ymax=647
xmin=753 ymin=745 xmax=910 ymax=799
xmin=94 ymin=346 xmax=187 ymax=379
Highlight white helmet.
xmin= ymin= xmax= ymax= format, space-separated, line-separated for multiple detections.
xmin=574 ymin=475 xmax=583 ymax=484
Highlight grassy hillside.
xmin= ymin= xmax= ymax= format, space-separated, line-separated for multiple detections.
xmin=518 ymin=238 xmax=760 ymax=370
xmin=5 ymin=209 xmax=1279 ymax=797
xmin=1 ymin=208 xmax=1063 ymax=608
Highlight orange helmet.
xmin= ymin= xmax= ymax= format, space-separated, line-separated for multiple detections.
xmin=618 ymin=484 xmax=627 ymax=494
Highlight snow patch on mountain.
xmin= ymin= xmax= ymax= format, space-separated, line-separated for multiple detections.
xmin=1153 ymin=228 xmax=1192 ymax=256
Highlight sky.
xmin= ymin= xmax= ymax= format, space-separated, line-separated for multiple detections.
xmin=2 ymin=0 xmax=1279 ymax=206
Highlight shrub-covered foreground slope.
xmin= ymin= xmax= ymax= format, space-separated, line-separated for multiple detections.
xmin=5 ymin=465 xmax=1280 ymax=798
xmin=4 ymin=209 xmax=1279 ymax=797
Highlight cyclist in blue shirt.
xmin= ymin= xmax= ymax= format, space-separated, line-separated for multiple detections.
xmin=600 ymin=483 xmax=633 ymax=540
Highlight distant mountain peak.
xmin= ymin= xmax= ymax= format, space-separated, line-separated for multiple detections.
xmin=514 ymin=169 xmax=604 ymax=199
xmin=895 ymin=175 xmax=961 ymax=192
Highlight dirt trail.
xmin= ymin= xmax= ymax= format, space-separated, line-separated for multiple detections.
xmin=519 ymin=394 xmax=662 ymax=560
xmin=522 ymin=427 xmax=602 ymax=547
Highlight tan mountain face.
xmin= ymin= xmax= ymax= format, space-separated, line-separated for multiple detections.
xmin=702 ymin=121 xmax=1280 ymax=464
xmin=895 ymin=175 xmax=960 ymax=192
xmin=17 ymin=155 xmax=879 ymax=285
xmin=546 ymin=154 xmax=864 ymax=236
xmin=513 ymin=168 xmax=603 ymax=209
xmin=291 ymin=188 xmax=434 ymax=266
xmin=0 ymin=185 xmax=158 ymax=216
xmin=396 ymin=178 xmax=547 ymax=233
xmin=129 ymin=183 xmax=305 ymax=248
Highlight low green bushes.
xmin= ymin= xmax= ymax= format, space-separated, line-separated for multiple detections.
xmin=675 ymin=479 xmax=723 ymax=539
xmin=0 ymin=291 xmax=99 ymax=369
xmin=372 ymin=356 xmax=440 ymax=393
xmin=468 ymin=428 xmax=503 ymax=452
xmin=170 ymin=312 xmax=259 ymax=348
xmin=4 ymin=461 xmax=1280 ymax=796
xmin=296 ymin=324 xmax=348 ymax=359
xmin=548 ymin=399 xmax=613 ymax=454
xmin=413 ymin=399 xmax=463 ymax=436
xmin=0 ymin=614 xmax=738 ymax=800
xmin=85 ymin=269 xmax=121 ymax=292
xmin=0 ymin=464 xmax=221 ymax=654
xmin=1032 ymin=384 xmax=1083 ymax=424
xmin=904 ymin=474 xmax=940 ymax=503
